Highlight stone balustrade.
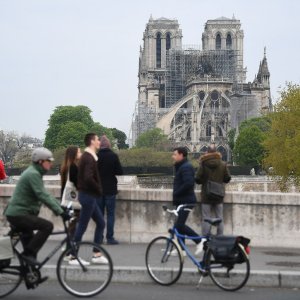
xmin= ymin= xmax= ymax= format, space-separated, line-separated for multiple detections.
xmin=1 ymin=184 xmax=300 ymax=248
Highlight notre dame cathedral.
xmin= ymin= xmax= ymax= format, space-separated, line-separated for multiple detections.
xmin=131 ymin=16 xmax=271 ymax=161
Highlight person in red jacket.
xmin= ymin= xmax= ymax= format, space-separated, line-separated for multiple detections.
xmin=0 ymin=159 xmax=7 ymax=181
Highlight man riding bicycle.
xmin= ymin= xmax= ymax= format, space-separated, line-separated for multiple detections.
xmin=4 ymin=148 xmax=69 ymax=267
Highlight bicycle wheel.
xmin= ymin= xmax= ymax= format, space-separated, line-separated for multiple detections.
xmin=145 ymin=236 xmax=183 ymax=286
xmin=0 ymin=252 xmax=22 ymax=298
xmin=206 ymin=244 xmax=250 ymax=291
xmin=57 ymin=242 xmax=113 ymax=297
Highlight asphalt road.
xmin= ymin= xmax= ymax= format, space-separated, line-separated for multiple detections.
xmin=6 ymin=281 xmax=300 ymax=300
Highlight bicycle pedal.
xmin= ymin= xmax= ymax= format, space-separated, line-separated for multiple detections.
xmin=38 ymin=276 xmax=48 ymax=284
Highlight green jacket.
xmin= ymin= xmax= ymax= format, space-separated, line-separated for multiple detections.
xmin=195 ymin=152 xmax=231 ymax=204
xmin=5 ymin=163 xmax=63 ymax=217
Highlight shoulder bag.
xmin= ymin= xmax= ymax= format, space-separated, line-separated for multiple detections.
xmin=202 ymin=161 xmax=225 ymax=201
xmin=61 ymin=171 xmax=81 ymax=209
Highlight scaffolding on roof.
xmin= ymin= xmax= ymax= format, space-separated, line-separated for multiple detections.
xmin=165 ymin=47 xmax=242 ymax=107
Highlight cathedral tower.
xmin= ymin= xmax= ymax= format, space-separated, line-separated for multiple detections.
xmin=202 ymin=16 xmax=245 ymax=83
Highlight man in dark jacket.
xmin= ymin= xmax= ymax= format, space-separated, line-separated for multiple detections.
xmin=73 ymin=133 xmax=108 ymax=265
xmin=195 ymin=144 xmax=231 ymax=236
xmin=172 ymin=147 xmax=202 ymax=256
xmin=97 ymin=135 xmax=123 ymax=245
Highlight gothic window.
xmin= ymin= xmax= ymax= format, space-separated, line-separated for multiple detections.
xmin=217 ymin=146 xmax=227 ymax=161
xmin=210 ymin=90 xmax=219 ymax=108
xmin=200 ymin=146 xmax=208 ymax=154
xmin=206 ymin=121 xmax=212 ymax=137
xmin=166 ymin=33 xmax=171 ymax=50
xmin=216 ymin=33 xmax=221 ymax=50
xmin=198 ymin=91 xmax=206 ymax=107
xmin=218 ymin=120 xmax=225 ymax=136
xmin=156 ymin=32 xmax=162 ymax=68
xmin=226 ymin=33 xmax=232 ymax=49
xmin=221 ymin=97 xmax=229 ymax=108
xmin=159 ymin=95 xmax=165 ymax=108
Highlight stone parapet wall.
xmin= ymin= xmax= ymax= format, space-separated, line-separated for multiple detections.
xmin=1 ymin=184 xmax=300 ymax=247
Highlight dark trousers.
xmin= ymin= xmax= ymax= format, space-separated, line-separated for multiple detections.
xmin=174 ymin=209 xmax=199 ymax=247
xmin=98 ymin=194 xmax=116 ymax=241
xmin=6 ymin=215 xmax=53 ymax=257
xmin=74 ymin=192 xmax=105 ymax=246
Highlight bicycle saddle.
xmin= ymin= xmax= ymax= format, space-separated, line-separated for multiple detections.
xmin=204 ymin=218 xmax=222 ymax=226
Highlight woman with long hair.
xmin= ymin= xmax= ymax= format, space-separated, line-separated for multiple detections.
xmin=60 ymin=146 xmax=82 ymax=239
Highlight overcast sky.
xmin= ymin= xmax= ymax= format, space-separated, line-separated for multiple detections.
xmin=0 ymin=0 xmax=299 ymax=139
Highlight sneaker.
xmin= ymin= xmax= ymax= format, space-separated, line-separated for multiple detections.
xmin=68 ymin=257 xmax=90 ymax=266
xmin=195 ymin=239 xmax=206 ymax=256
xmin=63 ymin=254 xmax=73 ymax=262
xmin=168 ymin=249 xmax=186 ymax=257
xmin=91 ymin=255 xmax=109 ymax=264
xmin=107 ymin=239 xmax=119 ymax=245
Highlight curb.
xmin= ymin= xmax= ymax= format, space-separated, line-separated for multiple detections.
xmin=41 ymin=265 xmax=300 ymax=288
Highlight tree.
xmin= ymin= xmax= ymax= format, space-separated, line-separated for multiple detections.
xmin=55 ymin=122 xmax=88 ymax=149
xmin=44 ymin=106 xmax=94 ymax=150
xmin=111 ymin=128 xmax=128 ymax=149
xmin=263 ymin=83 xmax=300 ymax=189
xmin=135 ymin=128 xmax=170 ymax=150
xmin=227 ymin=128 xmax=236 ymax=151
xmin=239 ymin=116 xmax=271 ymax=133
xmin=234 ymin=125 xmax=266 ymax=168
xmin=90 ymin=122 xmax=114 ymax=143
xmin=0 ymin=131 xmax=37 ymax=167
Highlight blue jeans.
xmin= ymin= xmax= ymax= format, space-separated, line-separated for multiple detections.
xmin=98 ymin=195 xmax=116 ymax=241
xmin=74 ymin=192 xmax=105 ymax=245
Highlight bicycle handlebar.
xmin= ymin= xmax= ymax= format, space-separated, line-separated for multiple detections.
xmin=162 ymin=204 xmax=194 ymax=216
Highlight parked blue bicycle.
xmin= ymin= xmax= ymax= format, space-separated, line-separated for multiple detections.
xmin=145 ymin=204 xmax=250 ymax=291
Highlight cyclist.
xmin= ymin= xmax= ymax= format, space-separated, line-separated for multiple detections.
xmin=172 ymin=147 xmax=203 ymax=256
xmin=4 ymin=148 xmax=69 ymax=267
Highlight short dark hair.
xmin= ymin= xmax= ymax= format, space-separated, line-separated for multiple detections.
xmin=84 ymin=133 xmax=97 ymax=147
xmin=174 ymin=147 xmax=188 ymax=158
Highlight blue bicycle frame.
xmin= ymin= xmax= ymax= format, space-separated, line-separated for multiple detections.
xmin=169 ymin=227 xmax=209 ymax=272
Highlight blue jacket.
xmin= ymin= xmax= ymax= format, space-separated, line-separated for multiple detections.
xmin=173 ymin=159 xmax=196 ymax=206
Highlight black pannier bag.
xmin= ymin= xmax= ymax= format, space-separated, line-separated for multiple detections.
xmin=208 ymin=235 xmax=250 ymax=263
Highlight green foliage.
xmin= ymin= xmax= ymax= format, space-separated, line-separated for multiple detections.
xmin=111 ymin=128 xmax=128 ymax=149
xmin=239 ymin=116 xmax=271 ymax=132
xmin=44 ymin=106 xmax=94 ymax=150
xmin=135 ymin=128 xmax=170 ymax=150
xmin=234 ymin=125 xmax=266 ymax=167
xmin=263 ymin=83 xmax=300 ymax=189
xmin=227 ymin=128 xmax=236 ymax=151
xmin=55 ymin=122 xmax=88 ymax=149
xmin=91 ymin=122 xmax=114 ymax=143
xmin=118 ymin=148 xmax=173 ymax=167
xmin=44 ymin=105 xmax=121 ymax=150
xmin=118 ymin=148 xmax=199 ymax=168
xmin=231 ymin=115 xmax=271 ymax=166
xmin=52 ymin=148 xmax=66 ymax=165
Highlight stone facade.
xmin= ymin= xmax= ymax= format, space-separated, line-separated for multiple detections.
xmin=1 ymin=184 xmax=300 ymax=247
xmin=132 ymin=16 xmax=271 ymax=161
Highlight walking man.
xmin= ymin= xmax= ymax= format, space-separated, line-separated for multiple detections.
xmin=97 ymin=135 xmax=123 ymax=245
xmin=195 ymin=144 xmax=231 ymax=236
xmin=72 ymin=133 xmax=108 ymax=265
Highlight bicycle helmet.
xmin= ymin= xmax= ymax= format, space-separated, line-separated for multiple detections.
xmin=32 ymin=147 xmax=54 ymax=162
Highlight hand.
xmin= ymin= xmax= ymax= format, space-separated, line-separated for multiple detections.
xmin=60 ymin=211 xmax=71 ymax=221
